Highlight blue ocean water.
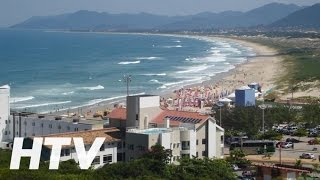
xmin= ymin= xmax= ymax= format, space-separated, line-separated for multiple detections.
xmin=0 ymin=29 xmax=254 ymax=113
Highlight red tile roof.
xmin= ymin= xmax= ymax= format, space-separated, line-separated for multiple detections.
xmin=106 ymin=108 xmax=126 ymax=120
xmin=107 ymin=108 xmax=210 ymax=125
xmin=39 ymin=128 xmax=122 ymax=148
xmin=152 ymin=110 xmax=209 ymax=125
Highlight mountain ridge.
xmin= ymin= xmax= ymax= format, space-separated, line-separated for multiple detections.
xmin=11 ymin=3 xmax=305 ymax=31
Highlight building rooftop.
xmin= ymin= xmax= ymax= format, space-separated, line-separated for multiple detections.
xmin=107 ymin=108 xmax=210 ymax=126
xmin=40 ymin=128 xmax=122 ymax=148
xmin=106 ymin=108 xmax=126 ymax=120
xmin=12 ymin=113 xmax=103 ymax=125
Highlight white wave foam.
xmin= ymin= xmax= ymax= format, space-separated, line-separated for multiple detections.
xmin=157 ymin=77 xmax=204 ymax=90
xmin=79 ymin=85 xmax=104 ymax=91
xmin=10 ymin=96 xmax=34 ymax=103
xmin=176 ymin=64 xmax=209 ymax=74
xmin=174 ymin=40 xmax=181 ymax=43
xmin=142 ymin=73 xmax=167 ymax=76
xmin=62 ymin=91 xmax=75 ymax=95
xmin=162 ymin=45 xmax=183 ymax=48
xmin=118 ymin=60 xmax=141 ymax=65
xmin=136 ymin=57 xmax=162 ymax=60
xmin=16 ymin=101 xmax=71 ymax=109
xmin=149 ymin=79 xmax=161 ymax=84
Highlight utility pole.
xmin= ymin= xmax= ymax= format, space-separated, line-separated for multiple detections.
xmin=123 ymin=74 xmax=132 ymax=96
xmin=217 ymin=102 xmax=224 ymax=127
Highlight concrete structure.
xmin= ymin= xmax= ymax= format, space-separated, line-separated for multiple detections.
xmin=25 ymin=128 xmax=124 ymax=169
xmin=108 ymin=95 xmax=225 ymax=163
xmin=0 ymin=84 xmax=103 ymax=147
xmin=5 ymin=113 xmax=103 ymax=141
xmin=0 ymin=85 xmax=10 ymax=148
xmin=235 ymin=86 xmax=256 ymax=107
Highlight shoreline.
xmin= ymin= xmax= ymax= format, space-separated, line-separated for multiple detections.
xmin=39 ymin=32 xmax=283 ymax=117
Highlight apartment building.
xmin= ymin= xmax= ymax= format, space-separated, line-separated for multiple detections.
xmin=0 ymin=85 xmax=10 ymax=148
xmin=25 ymin=128 xmax=124 ymax=169
xmin=108 ymin=95 xmax=225 ymax=162
xmin=0 ymin=85 xmax=104 ymax=148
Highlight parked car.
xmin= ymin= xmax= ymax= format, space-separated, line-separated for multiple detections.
xmin=282 ymin=142 xmax=293 ymax=148
xmin=300 ymin=153 xmax=315 ymax=159
xmin=286 ymin=138 xmax=301 ymax=143
xmin=308 ymin=139 xmax=320 ymax=145
xmin=276 ymin=142 xmax=285 ymax=148
xmin=232 ymin=164 xmax=240 ymax=171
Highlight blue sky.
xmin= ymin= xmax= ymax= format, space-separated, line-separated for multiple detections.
xmin=0 ymin=0 xmax=319 ymax=27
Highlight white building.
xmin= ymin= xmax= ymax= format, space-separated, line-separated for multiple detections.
xmin=0 ymin=85 xmax=10 ymax=148
xmin=108 ymin=95 xmax=225 ymax=162
xmin=0 ymin=85 xmax=104 ymax=148
xmin=25 ymin=128 xmax=124 ymax=169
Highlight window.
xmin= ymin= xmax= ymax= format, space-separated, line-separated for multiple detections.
xmin=128 ymin=144 xmax=134 ymax=150
xmin=182 ymin=141 xmax=190 ymax=150
xmin=58 ymin=125 xmax=61 ymax=129
xmin=173 ymin=156 xmax=176 ymax=161
xmin=202 ymin=139 xmax=206 ymax=145
xmin=74 ymin=128 xmax=78 ymax=131
xmin=177 ymin=143 xmax=180 ymax=148
xmin=60 ymin=149 xmax=65 ymax=157
xmin=173 ymin=143 xmax=176 ymax=148
xmin=100 ymin=144 xmax=105 ymax=151
xmin=41 ymin=123 xmax=43 ymax=127
xmin=67 ymin=126 xmax=70 ymax=130
xmin=5 ymin=120 xmax=7 ymax=124
xmin=117 ymin=142 xmax=123 ymax=149
xmin=32 ymin=133 xmax=35 ymax=136
xmin=202 ymin=151 xmax=207 ymax=157
xmin=221 ymin=135 xmax=224 ymax=144
xmin=8 ymin=120 xmax=11 ymax=124
xmin=65 ymin=149 xmax=70 ymax=156
xmin=117 ymin=153 xmax=123 ymax=162
xmin=4 ymin=131 xmax=7 ymax=135
xmin=103 ymin=154 xmax=112 ymax=164
xmin=136 ymin=114 xmax=139 ymax=120
xmin=16 ymin=132 xmax=18 ymax=135
xmin=49 ymin=124 xmax=52 ymax=128
xmin=24 ymin=132 xmax=27 ymax=136
xmin=24 ymin=121 xmax=27 ymax=126
xmin=196 ymin=140 xmax=198 ymax=145
xmin=32 ymin=122 xmax=35 ymax=126
xmin=8 ymin=131 xmax=10 ymax=135
xmin=196 ymin=152 xmax=198 ymax=157
xmin=92 ymin=156 xmax=100 ymax=165
xmin=137 ymin=146 xmax=145 ymax=151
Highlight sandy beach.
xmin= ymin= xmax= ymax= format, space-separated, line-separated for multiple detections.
xmin=49 ymin=35 xmax=284 ymax=118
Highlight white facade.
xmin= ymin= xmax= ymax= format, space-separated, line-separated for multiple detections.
xmin=0 ymin=85 xmax=10 ymax=148
xmin=3 ymin=115 xmax=101 ymax=142
xmin=126 ymin=120 xmax=224 ymax=163
xmin=58 ymin=142 xmax=120 ymax=169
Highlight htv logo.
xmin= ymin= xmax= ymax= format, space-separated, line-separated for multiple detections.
xmin=10 ymin=137 xmax=105 ymax=170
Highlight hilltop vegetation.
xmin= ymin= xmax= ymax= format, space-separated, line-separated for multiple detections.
xmin=0 ymin=145 xmax=236 ymax=179
xmin=237 ymin=36 xmax=320 ymax=94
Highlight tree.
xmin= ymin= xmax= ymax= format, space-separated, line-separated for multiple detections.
xmin=142 ymin=144 xmax=172 ymax=165
xmin=227 ymin=149 xmax=251 ymax=167
xmin=293 ymin=128 xmax=308 ymax=140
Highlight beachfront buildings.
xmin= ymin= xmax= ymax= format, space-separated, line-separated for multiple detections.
xmin=235 ymin=86 xmax=256 ymax=107
xmin=24 ymin=128 xmax=124 ymax=169
xmin=0 ymin=85 xmax=10 ymax=148
xmin=107 ymin=95 xmax=225 ymax=162
xmin=0 ymin=85 xmax=104 ymax=148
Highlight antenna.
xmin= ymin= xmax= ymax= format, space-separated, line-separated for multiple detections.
xmin=123 ymin=74 xmax=132 ymax=96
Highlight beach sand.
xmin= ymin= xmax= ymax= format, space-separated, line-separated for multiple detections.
xmin=50 ymin=35 xmax=284 ymax=118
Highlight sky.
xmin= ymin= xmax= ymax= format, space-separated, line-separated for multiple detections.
xmin=0 ymin=0 xmax=319 ymax=27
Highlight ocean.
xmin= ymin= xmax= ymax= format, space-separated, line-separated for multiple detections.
xmin=0 ymin=29 xmax=255 ymax=113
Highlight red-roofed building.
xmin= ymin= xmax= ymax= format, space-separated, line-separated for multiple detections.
xmin=107 ymin=95 xmax=224 ymax=163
